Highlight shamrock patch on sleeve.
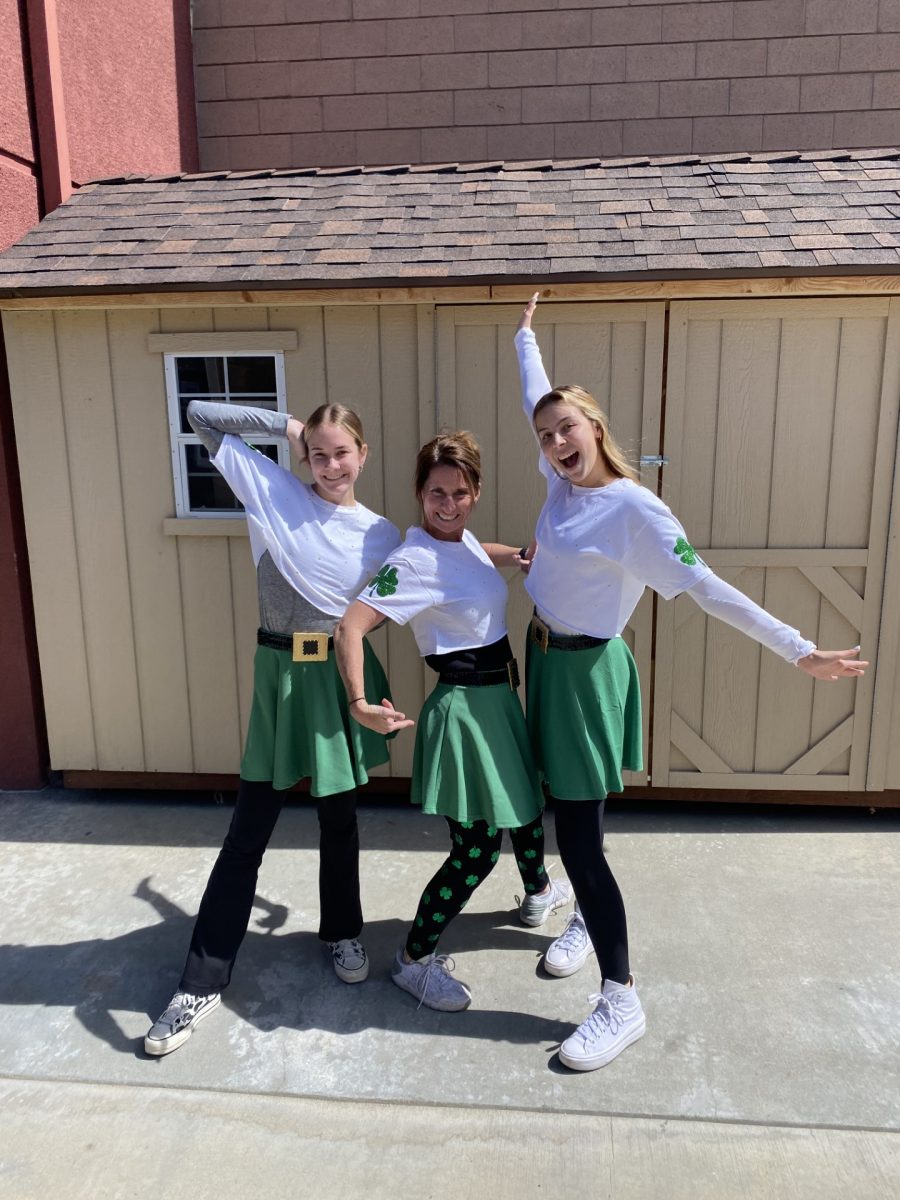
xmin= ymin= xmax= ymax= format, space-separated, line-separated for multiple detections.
xmin=368 ymin=565 xmax=399 ymax=597
xmin=673 ymin=537 xmax=703 ymax=567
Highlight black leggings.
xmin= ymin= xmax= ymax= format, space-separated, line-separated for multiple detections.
xmin=405 ymin=814 xmax=547 ymax=959
xmin=552 ymin=796 xmax=630 ymax=985
xmin=180 ymin=779 xmax=361 ymax=995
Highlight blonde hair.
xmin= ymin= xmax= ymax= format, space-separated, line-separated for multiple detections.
xmin=533 ymin=386 xmax=639 ymax=484
xmin=304 ymin=403 xmax=365 ymax=449
xmin=414 ymin=431 xmax=481 ymax=500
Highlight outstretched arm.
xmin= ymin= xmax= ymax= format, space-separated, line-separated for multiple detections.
xmin=686 ymin=574 xmax=867 ymax=679
xmin=514 ymin=292 xmax=552 ymax=417
xmin=481 ymin=541 xmax=536 ymax=573
xmin=334 ymin=600 xmax=414 ymax=734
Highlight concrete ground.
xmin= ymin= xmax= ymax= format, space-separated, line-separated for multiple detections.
xmin=0 ymin=789 xmax=897 ymax=1199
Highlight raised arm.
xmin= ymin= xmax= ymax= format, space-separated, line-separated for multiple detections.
xmin=333 ymin=600 xmax=414 ymax=734
xmin=514 ymin=292 xmax=552 ymax=418
xmin=686 ymin=574 xmax=867 ymax=680
xmin=186 ymin=399 xmax=306 ymax=463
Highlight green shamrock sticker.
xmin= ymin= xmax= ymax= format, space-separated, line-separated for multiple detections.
xmin=369 ymin=565 xmax=399 ymax=597
xmin=674 ymin=537 xmax=699 ymax=566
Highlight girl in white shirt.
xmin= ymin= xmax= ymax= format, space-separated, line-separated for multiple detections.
xmin=515 ymin=293 xmax=867 ymax=1073
xmin=335 ymin=432 xmax=569 ymax=1012
xmin=145 ymin=401 xmax=401 ymax=1057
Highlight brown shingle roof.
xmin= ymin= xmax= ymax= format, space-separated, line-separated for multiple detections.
xmin=1 ymin=149 xmax=900 ymax=295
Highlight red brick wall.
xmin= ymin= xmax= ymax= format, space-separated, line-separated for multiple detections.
xmin=194 ymin=0 xmax=900 ymax=169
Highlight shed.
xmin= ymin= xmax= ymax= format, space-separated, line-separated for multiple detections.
xmin=1 ymin=149 xmax=900 ymax=804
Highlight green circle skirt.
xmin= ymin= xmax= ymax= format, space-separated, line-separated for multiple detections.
xmin=525 ymin=635 xmax=642 ymax=801
xmin=411 ymin=681 xmax=544 ymax=828
xmin=240 ymin=639 xmax=392 ymax=796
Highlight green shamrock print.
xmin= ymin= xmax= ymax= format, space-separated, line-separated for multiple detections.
xmin=433 ymin=912 xmax=446 ymax=923
xmin=460 ymin=821 xmax=474 ymax=830
xmin=490 ymin=850 xmax=500 ymax=864
xmin=368 ymin=564 xmax=399 ymax=597
xmin=427 ymin=933 xmax=439 ymax=942
xmin=468 ymin=846 xmax=482 ymax=858
xmin=532 ymin=827 xmax=542 ymax=838
xmin=422 ymin=891 xmax=431 ymax=904
xmin=439 ymin=886 xmax=453 ymax=900
xmin=454 ymin=834 xmax=463 ymax=846
xmin=537 ymin=864 xmax=546 ymax=875
xmin=486 ymin=825 xmax=497 ymax=837
xmin=523 ymin=848 xmax=536 ymax=859
xmin=524 ymin=882 xmax=536 ymax=892
xmin=411 ymin=942 xmax=422 ymax=953
xmin=451 ymin=859 xmax=462 ymax=870
xmin=674 ymin=536 xmax=699 ymax=566
xmin=415 ymin=916 xmax=424 ymax=927
xmin=465 ymin=874 xmax=479 ymax=887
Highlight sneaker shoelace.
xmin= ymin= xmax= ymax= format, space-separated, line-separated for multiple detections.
xmin=335 ymin=939 xmax=365 ymax=964
xmin=578 ymin=993 xmax=624 ymax=1043
xmin=417 ymin=953 xmax=458 ymax=1009
xmin=554 ymin=913 xmax=587 ymax=956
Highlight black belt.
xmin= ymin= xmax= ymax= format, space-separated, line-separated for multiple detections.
xmin=257 ymin=628 xmax=334 ymax=661
xmin=438 ymin=660 xmax=520 ymax=690
xmin=530 ymin=613 xmax=609 ymax=653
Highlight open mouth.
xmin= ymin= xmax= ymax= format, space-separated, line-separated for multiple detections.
xmin=559 ymin=450 xmax=579 ymax=471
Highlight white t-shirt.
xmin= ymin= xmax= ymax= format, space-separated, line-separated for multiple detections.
xmin=360 ymin=526 xmax=509 ymax=656
xmin=213 ymin=435 xmax=401 ymax=615
xmin=527 ymin=475 xmax=714 ymax=638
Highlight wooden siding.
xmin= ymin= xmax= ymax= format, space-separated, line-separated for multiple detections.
xmin=4 ymin=293 xmax=900 ymax=794
xmin=655 ymin=298 xmax=900 ymax=792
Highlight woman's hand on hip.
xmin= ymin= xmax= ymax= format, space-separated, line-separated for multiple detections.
xmin=350 ymin=697 xmax=414 ymax=734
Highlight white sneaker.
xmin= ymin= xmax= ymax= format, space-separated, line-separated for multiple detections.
xmin=517 ymin=874 xmax=572 ymax=927
xmin=144 ymin=990 xmax=221 ymax=1056
xmin=558 ymin=976 xmax=646 ymax=1071
xmin=391 ymin=949 xmax=472 ymax=1012
xmin=329 ymin=938 xmax=369 ymax=984
xmin=543 ymin=909 xmax=594 ymax=978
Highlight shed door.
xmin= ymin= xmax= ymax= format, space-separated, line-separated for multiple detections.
xmin=435 ymin=302 xmax=667 ymax=786
xmin=653 ymin=298 xmax=900 ymax=793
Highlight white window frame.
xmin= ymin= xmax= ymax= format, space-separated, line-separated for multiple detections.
xmin=164 ymin=350 xmax=290 ymax=518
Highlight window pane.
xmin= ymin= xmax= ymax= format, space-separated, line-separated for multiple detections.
xmin=184 ymin=442 xmax=279 ymax=513
xmin=177 ymin=357 xmax=226 ymax=395
xmin=227 ymin=356 xmax=277 ymax=393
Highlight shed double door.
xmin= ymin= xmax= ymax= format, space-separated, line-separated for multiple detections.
xmin=436 ymin=298 xmax=900 ymax=794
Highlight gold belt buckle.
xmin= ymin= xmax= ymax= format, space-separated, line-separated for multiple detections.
xmin=531 ymin=615 xmax=550 ymax=655
xmin=292 ymin=632 xmax=329 ymax=662
xmin=506 ymin=659 xmax=520 ymax=690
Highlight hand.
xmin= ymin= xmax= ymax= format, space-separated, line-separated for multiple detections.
xmin=796 ymin=647 xmax=868 ymax=681
xmin=514 ymin=538 xmax=537 ymax=574
xmin=350 ymin=697 xmax=414 ymax=735
xmin=287 ymin=417 xmax=307 ymax=465
xmin=517 ymin=291 xmax=541 ymax=332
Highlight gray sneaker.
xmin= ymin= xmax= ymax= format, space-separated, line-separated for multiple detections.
xmin=144 ymin=990 xmax=221 ymax=1057
xmin=391 ymin=949 xmax=472 ymax=1012
xmin=543 ymin=909 xmax=594 ymax=978
xmin=328 ymin=938 xmax=369 ymax=984
xmin=517 ymin=875 xmax=572 ymax=927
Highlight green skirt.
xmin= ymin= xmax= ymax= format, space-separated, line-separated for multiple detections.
xmin=525 ymin=635 xmax=642 ymax=801
xmin=241 ymin=639 xmax=392 ymax=797
xmin=411 ymin=681 xmax=544 ymax=828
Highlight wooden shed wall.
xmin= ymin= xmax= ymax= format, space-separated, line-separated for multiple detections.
xmin=4 ymin=294 xmax=900 ymax=794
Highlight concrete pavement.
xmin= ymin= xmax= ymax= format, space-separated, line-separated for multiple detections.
xmin=0 ymin=789 xmax=898 ymax=1198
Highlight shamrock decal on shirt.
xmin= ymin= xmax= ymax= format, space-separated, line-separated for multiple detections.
xmin=674 ymin=536 xmax=699 ymax=566
xmin=369 ymin=565 xmax=399 ymax=597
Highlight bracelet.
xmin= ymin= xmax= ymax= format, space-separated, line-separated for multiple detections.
xmin=349 ymin=696 xmax=366 ymax=706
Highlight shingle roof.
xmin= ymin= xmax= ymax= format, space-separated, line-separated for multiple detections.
xmin=2 ymin=149 xmax=900 ymax=295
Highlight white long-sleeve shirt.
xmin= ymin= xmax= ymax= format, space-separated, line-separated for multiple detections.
xmin=514 ymin=328 xmax=816 ymax=663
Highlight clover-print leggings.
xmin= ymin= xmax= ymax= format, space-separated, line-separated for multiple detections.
xmin=405 ymin=814 xmax=546 ymax=960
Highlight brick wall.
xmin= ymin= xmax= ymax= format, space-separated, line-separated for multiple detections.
xmin=193 ymin=0 xmax=900 ymax=170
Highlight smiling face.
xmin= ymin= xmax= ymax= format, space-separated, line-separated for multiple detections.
xmin=534 ymin=401 xmax=615 ymax=489
xmin=420 ymin=464 xmax=479 ymax=541
xmin=305 ymin=421 xmax=367 ymax=506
